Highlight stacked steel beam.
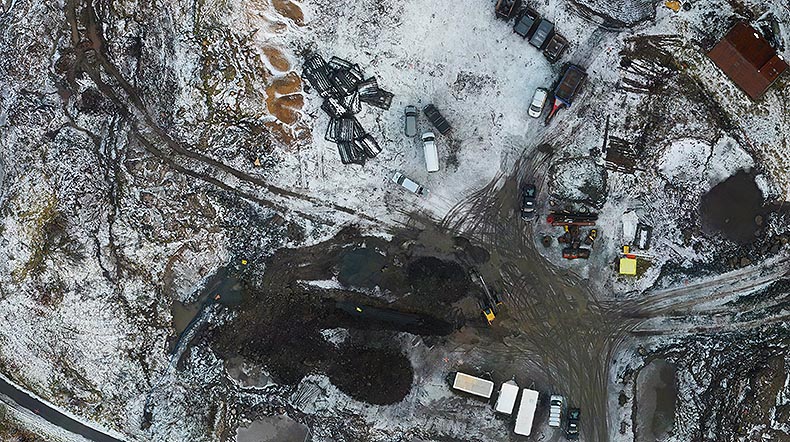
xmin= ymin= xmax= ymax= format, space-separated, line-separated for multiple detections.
xmin=302 ymin=54 xmax=393 ymax=165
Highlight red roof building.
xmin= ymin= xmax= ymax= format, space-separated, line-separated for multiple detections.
xmin=708 ymin=22 xmax=788 ymax=99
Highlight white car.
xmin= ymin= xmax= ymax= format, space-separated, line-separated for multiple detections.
xmin=529 ymin=87 xmax=549 ymax=118
xmin=391 ymin=171 xmax=425 ymax=196
xmin=422 ymin=131 xmax=439 ymax=172
xmin=549 ymin=394 xmax=563 ymax=427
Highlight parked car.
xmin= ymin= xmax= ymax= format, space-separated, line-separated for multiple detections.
xmin=529 ymin=19 xmax=555 ymax=49
xmin=528 ymin=88 xmax=548 ymax=118
xmin=566 ymin=407 xmax=580 ymax=439
xmin=543 ymin=33 xmax=568 ymax=63
xmin=422 ymin=131 xmax=439 ymax=172
xmin=423 ymin=104 xmax=452 ymax=134
xmin=513 ymin=8 xmax=539 ymax=38
xmin=391 ymin=172 xmax=426 ymax=196
xmin=521 ymin=184 xmax=536 ymax=218
xmin=549 ymin=395 xmax=563 ymax=427
xmin=404 ymin=105 xmax=418 ymax=137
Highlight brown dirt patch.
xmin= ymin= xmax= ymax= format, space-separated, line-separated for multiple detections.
xmin=265 ymin=73 xmax=303 ymax=125
xmin=272 ymin=0 xmax=304 ymax=25
xmin=262 ymin=46 xmax=290 ymax=72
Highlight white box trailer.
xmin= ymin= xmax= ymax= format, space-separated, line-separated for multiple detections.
xmin=452 ymin=372 xmax=494 ymax=399
xmin=514 ymin=388 xmax=539 ymax=436
xmin=495 ymin=380 xmax=519 ymax=415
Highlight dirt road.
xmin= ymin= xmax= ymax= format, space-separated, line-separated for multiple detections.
xmin=439 ymin=152 xmax=789 ymax=441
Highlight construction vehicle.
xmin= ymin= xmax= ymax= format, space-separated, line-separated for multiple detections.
xmin=546 ymin=65 xmax=587 ymax=123
xmin=451 ymin=372 xmax=494 ymax=398
xmin=476 ymin=273 xmax=503 ymax=325
xmin=584 ymin=228 xmax=598 ymax=246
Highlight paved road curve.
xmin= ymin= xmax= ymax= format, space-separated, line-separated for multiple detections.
xmin=0 ymin=376 xmax=124 ymax=442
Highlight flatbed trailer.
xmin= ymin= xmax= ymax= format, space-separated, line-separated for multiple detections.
xmin=546 ymin=65 xmax=587 ymax=123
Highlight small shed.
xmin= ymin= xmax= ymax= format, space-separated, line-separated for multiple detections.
xmin=619 ymin=257 xmax=637 ymax=276
xmin=708 ymin=22 xmax=788 ymax=99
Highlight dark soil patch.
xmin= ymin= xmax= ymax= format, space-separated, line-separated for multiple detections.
xmin=326 ymin=346 xmax=414 ymax=405
xmin=407 ymin=256 xmax=470 ymax=304
xmin=700 ymin=171 xmax=765 ymax=244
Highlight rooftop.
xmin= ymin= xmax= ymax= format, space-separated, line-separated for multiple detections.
xmin=708 ymin=22 xmax=787 ymax=99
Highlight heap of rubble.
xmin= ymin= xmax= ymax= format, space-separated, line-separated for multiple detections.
xmin=302 ymin=54 xmax=393 ymax=164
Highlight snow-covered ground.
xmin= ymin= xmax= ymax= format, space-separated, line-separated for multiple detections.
xmin=1 ymin=0 xmax=789 ymax=440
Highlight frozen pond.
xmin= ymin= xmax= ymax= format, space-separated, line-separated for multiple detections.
xmin=236 ymin=415 xmax=308 ymax=442
xmin=636 ymin=359 xmax=678 ymax=441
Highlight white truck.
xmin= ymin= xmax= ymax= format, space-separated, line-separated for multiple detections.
xmin=514 ymin=388 xmax=539 ymax=436
xmin=549 ymin=394 xmax=564 ymax=427
xmin=422 ymin=131 xmax=439 ymax=172
xmin=451 ymin=372 xmax=494 ymax=399
xmin=494 ymin=380 xmax=519 ymax=415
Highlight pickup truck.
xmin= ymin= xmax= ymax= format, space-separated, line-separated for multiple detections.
xmin=423 ymin=104 xmax=452 ymax=135
xmin=546 ymin=65 xmax=587 ymax=123
xmin=495 ymin=0 xmax=522 ymax=20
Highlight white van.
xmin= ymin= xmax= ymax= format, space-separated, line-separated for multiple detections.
xmin=422 ymin=131 xmax=439 ymax=172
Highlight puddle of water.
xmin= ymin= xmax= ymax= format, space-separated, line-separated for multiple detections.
xmin=236 ymin=415 xmax=308 ymax=442
xmin=226 ymin=356 xmax=272 ymax=388
xmin=700 ymin=171 xmax=764 ymax=244
xmin=636 ymin=359 xmax=678 ymax=441
xmin=171 ymin=266 xmax=244 ymax=336
xmin=337 ymin=246 xmax=387 ymax=289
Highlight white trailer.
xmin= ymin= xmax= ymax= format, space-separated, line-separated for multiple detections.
xmin=495 ymin=380 xmax=519 ymax=415
xmin=451 ymin=372 xmax=494 ymax=399
xmin=514 ymin=388 xmax=539 ymax=436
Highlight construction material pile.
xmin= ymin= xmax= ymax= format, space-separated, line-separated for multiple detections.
xmin=302 ymin=54 xmax=393 ymax=165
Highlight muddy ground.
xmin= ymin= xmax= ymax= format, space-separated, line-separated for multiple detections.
xmin=210 ymin=226 xmax=491 ymax=405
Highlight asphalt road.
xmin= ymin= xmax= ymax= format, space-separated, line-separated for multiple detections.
xmin=0 ymin=376 xmax=123 ymax=442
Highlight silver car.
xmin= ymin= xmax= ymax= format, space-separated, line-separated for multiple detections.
xmin=529 ymin=88 xmax=548 ymax=118
xmin=391 ymin=171 xmax=425 ymax=195
xmin=404 ymin=105 xmax=418 ymax=137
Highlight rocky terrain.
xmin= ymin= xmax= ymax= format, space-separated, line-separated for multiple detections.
xmin=0 ymin=0 xmax=789 ymax=441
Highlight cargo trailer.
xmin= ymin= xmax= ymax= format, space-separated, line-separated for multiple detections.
xmin=514 ymin=388 xmax=539 ymax=436
xmin=495 ymin=380 xmax=519 ymax=415
xmin=451 ymin=372 xmax=494 ymax=399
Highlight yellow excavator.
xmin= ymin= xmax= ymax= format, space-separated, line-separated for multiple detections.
xmin=476 ymin=273 xmax=503 ymax=325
